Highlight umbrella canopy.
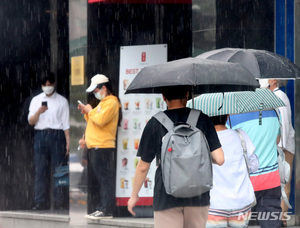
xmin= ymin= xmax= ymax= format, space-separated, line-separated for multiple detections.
xmin=197 ymin=48 xmax=300 ymax=79
xmin=125 ymin=57 xmax=259 ymax=95
xmin=186 ymin=88 xmax=285 ymax=117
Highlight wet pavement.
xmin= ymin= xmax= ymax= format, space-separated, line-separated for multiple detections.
xmin=0 ymin=208 xmax=154 ymax=228
xmin=1 ymin=208 xmax=299 ymax=228
xmin=0 ymin=188 xmax=298 ymax=228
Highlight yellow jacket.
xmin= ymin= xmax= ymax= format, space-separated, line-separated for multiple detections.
xmin=84 ymin=95 xmax=121 ymax=149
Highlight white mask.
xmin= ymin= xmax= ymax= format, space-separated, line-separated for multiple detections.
xmin=94 ymin=91 xmax=105 ymax=100
xmin=258 ymin=79 xmax=269 ymax=89
xmin=42 ymin=86 xmax=55 ymax=95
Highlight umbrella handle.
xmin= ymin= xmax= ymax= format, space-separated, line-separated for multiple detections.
xmin=218 ymin=92 xmax=225 ymax=111
xmin=258 ymin=103 xmax=263 ymax=125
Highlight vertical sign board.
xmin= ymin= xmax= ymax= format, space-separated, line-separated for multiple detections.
xmin=116 ymin=44 xmax=167 ymax=206
xmin=71 ymin=56 xmax=85 ymax=86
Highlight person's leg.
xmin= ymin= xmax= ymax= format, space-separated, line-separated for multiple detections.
xmin=281 ymin=150 xmax=294 ymax=226
xmin=33 ymin=131 xmax=48 ymax=206
xmin=154 ymin=207 xmax=184 ymax=228
xmin=183 ymin=206 xmax=209 ymax=228
xmin=228 ymin=210 xmax=251 ymax=228
xmin=90 ymin=148 xmax=116 ymax=215
xmin=87 ymin=148 xmax=99 ymax=214
xmin=50 ymin=130 xmax=66 ymax=206
xmin=206 ymin=214 xmax=228 ymax=228
xmin=254 ymin=187 xmax=282 ymax=228
xmin=248 ymin=198 xmax=259 ymax=226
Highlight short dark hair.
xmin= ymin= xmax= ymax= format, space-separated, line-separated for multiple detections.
xmin=161 ymin=86 xmax=190 ymax=101
xmin=41 ymin=72 xmax=56 ymax=85
xmin=210 ymin=115 xmax=228 ymax=125
xmin=96 ymin=81 xmax=112 ymax=93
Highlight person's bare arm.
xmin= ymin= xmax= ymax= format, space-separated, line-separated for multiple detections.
xmin=79 ymin=135 xmax=86 ymax=149
xmin=211 ymin=147 xmax=225 ymax=166
xmin=276 ymin=135 xmax=281 ymax=145
xmin=127 ymin=159 xmax=151 ymax=216
xmin=28 ymin=106 xmax=48 ymax=126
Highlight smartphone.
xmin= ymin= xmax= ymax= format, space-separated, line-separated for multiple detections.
xmin=77 ymin=100 xmax=83 ymax=104
xmin=42 ymin=101 xmax=48 ymax=107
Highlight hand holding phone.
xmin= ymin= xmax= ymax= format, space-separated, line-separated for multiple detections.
xmin=77 ymin=100 xmax=86 ymax=114
xmin=39 ymin=101 xmax=48 ymax=114
xmin=42 ymin=101 xmax=48 ymax=107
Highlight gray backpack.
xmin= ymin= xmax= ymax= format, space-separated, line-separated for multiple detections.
xmin=154 ymin=109 xmax=212 ymax=198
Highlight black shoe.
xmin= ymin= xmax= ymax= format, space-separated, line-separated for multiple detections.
xmin=32 ymin=203 xmax=48 ymax=210
xmin=85 ymin=210 xmax=113 ymax=219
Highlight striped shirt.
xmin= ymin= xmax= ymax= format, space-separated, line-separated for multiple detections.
xmin=229 ymin=110 xmax=281 ymax=191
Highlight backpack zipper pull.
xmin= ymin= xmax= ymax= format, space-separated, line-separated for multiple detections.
xmin=168 ymin=140 xmax=174 ymax=152
xmin=184 ymin=136 xmax=190 ymax=144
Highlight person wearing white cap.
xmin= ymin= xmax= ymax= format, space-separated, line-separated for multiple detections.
xmin=78 ymin=74 xmax=121 ymax=219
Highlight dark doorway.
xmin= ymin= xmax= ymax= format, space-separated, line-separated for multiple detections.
xmin=0 ymin=0 xmax=69 ymax=211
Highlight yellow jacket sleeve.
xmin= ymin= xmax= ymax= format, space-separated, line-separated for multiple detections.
xmin=88 ymin=98 xmax=119 ymax=127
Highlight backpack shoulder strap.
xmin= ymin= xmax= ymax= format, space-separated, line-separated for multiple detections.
xmin=153 ymin=111 xmax=174 ymax=131
xmin=153 ymin=111 xmax=173 ymax=166
xmin=186 ymin=109 xmax=201 ymax=127
xmin=236 ymin=129 xmax=258 ymax=208
xmin=235 ymin=129 xmax=250 ymax=175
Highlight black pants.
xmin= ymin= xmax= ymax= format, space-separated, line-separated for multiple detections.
xmin=34 ymin=129 xmax=66 ymax=205
xmin=88 ymin=148 xmax=116 ymax=214
xmin=250 ymin=186 xmax=282 ymax=228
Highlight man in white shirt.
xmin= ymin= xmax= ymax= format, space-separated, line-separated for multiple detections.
xmin=28 ymin=72 xmax=70 ymax=210
xmin=268 ymin=79 xmax=295 ymax=226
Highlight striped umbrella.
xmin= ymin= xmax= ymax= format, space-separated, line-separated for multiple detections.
xmin=186 ymin=88 xmax=285 ymax=117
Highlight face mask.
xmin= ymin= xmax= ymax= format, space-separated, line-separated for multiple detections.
xmin=258 ymin=79 xmax=269 ymax=89
xmin=94 ymin=91 xmax=105 ymax=100
xmin=42 ymin=86 xmax=55 ymax=95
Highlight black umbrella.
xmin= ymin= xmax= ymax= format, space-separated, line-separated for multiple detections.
xmin=197 ymin=48 xmax=300 ymax=79
xmin=125 ymin=57 xmax=259 ymax=95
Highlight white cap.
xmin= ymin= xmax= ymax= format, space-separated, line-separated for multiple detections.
xmin=86 ymin=74 xmax=109 ymax=92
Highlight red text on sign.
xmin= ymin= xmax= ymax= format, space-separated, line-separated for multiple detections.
xmin=125 ymin=69 xmax=139 ymax=74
